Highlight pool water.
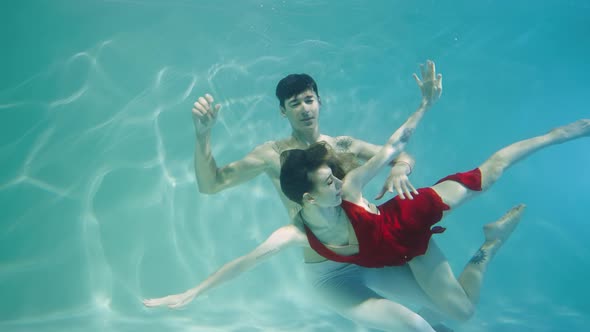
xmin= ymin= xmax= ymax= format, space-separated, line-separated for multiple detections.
xmin=1 ymin=1 xmax=589 ymax=331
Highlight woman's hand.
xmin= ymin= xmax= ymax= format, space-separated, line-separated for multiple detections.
xmin=143 ymin=289 xmax=198 ymax=309
xmin=413 ymin=60 xmax=443 ymax=106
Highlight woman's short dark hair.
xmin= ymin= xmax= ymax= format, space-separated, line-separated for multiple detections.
xmin=279 ymin=142 xmax=356 ymax=205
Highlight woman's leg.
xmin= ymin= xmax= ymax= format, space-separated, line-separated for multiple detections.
xmin=407 ymin=205 xmax=525 ymax=321
xmin=432 ymin=119 xmax=590 ymax=208
xmin=457 ymin=204 xmax=524 ymax=303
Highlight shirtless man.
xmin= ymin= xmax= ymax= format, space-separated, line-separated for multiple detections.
xmin=184 ymin=61 xmax=458 ymax=330
xmin=192 ymin=71 xmax=421 ymax=219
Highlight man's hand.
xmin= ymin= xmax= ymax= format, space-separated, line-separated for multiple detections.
xmin=192 ymin=93 xmax=221 ymax=137
xmin=413 ymin=60 xmax=442 ymax=106
xmin=375 ymin=163 xmax=419 ymax=200
xmin=143 ymin=289 xmax=198 ymax=309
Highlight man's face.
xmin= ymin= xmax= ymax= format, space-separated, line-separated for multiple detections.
xmin=281 ymin=89 xmax=320 ymax=131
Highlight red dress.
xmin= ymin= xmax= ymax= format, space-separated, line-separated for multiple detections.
xmin=303 ymin=168 xmax=482 ymax=268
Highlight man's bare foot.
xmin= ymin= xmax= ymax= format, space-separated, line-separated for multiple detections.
xmin=548 ymin=119 xmax=590 ymax=143
xmin=484 ymin=204 xmax=525 ymax=244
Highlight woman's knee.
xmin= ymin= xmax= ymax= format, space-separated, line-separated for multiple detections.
xmin=479 ymin=153 xmax=509 ymax=189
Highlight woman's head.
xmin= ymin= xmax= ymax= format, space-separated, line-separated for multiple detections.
xmin=279 ymin=142 xmax=347 ymax=206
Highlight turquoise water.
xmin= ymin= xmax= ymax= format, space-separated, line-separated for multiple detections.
xmin=1 ymin=1 xmax=589 ymax=331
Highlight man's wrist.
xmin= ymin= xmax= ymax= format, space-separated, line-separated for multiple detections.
xmin=195 ymin=128 xmax=211 ymax=141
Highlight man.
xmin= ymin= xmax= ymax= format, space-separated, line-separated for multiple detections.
xmin=191 ymin=69 xmax=427 ymax=219
xmin=183 ymin=60 xmax=457 ymax=330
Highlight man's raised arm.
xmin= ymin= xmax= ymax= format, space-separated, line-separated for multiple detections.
xmin=192 ymin=94 xmax=272 ymax=194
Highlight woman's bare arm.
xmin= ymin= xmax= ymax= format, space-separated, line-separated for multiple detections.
xmin=342 ymin=60 xmax=442 ymax=201
xmin=143 ymin=224 xmax=307 ymax=309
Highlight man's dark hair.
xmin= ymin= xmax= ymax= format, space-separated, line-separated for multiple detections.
xmin=275 ymin=74 xmax=320 ymax=107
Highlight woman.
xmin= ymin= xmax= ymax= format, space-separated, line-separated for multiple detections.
xmin=275 ymin=118 xmax=589 ymax=330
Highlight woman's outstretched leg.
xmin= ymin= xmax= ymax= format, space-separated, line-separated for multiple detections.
xmin=478 ymin=119 xmax=590 ymax=190
xmin=457 ymin=204 xmax=525 ymax=304
xmin=408 ymin=205 xmax=524 ymax=321
xmin=432 ymin=119 xmax=590 ymax=208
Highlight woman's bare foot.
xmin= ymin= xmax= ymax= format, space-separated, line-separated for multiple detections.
xmin=548 ymin=119 xmax=590 ymax=144
xmin=484 ymin=204 xmax=526 ymax=244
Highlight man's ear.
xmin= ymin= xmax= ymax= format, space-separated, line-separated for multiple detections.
xmin=280 ymin=106 xmax=286 ymax=117
xmin=302 ymin=192 xmax=315 ymax=204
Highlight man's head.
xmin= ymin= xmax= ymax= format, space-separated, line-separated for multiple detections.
xmin=279 ymin=142 xmax=345 ymax=207
xmin=276 ymin=74 xmax=321 ymax=131
xmin=275 ymin=74 xmax=320 ymax=108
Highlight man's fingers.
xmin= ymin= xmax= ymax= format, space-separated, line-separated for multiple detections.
xmin=427 ymin=60 xmax=436 ymax=80
xmin=192 ymin=106 xmax=205 ymax=117
xmin=212 ymin=103 xmax=222 ymax=117
xmin=197 ymin=96 xmax=210 ymax=110
xmin=204 ymin=93 xmax=214 ymax=104
xmin=413 ymin=73 xmax=422 ymax=87
xmin=194 ymin=100 xmax=207 ymax=113
xmin=420 ymin=63 xmax=426 ymax=80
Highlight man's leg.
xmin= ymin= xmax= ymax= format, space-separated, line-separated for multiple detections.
xmin=364 ymin=265 xmax=454 ymax=329
xmin=305 ymin=263 xmax=436 ymax=331
xmin=407 ymin=240 xmax=474 ymax=322
xmin=432 ymin=119 xmax=590 ymax=208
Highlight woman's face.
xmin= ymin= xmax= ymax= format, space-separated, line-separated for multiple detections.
xmin=307 ymin=164 xmax=343 ymax=207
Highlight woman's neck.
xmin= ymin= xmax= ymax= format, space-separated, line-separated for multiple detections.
xmin=301 ymin=204 xmax=342 ymax=229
